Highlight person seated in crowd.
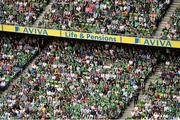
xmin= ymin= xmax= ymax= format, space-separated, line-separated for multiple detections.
xmin=129 ymin=55 xmax=180 ymax=120
xmin=38 ymin=0 xmax=171 ymax=37
xmin=160 ymin=7 xmax=180 ymax=41
xmin=0 ymin=34 xmax=39 ymax=90
xmin=0 ymin=39 xmax=157 ymax=119
xmin=0 ymin=0 xmax=49 ymax=26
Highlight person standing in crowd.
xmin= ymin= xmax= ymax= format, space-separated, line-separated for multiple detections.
xmin=133 ymin=91 xmax=139 ymax=107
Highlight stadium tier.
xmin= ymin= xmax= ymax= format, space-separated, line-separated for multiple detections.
xmin=160 ymin=7 xmax=180 ymax=41
xmin=0 ymin=0 xmax=179 ymax=44
xmin=0 ymin=0 xmax=179 ymax=40
xmin=0 ymin=39 xmax=158 ymax=119
xmin=38 ymin=0 xmax=171 ymax=37
xmin=0 ymin=0 xmax=180 ymax=119
xmin=128 ymin=56 xmax=180 ymax=120
xmin=0 ymin=0 xmax=49 ymax=26
xmin=0 ymin=34 xmax=40 ymax=90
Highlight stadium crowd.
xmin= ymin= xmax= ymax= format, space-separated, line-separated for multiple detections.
xmin=0 ymin=34 xmax=39 ymax=90
xmin=38 ymin=0 xmax=171 ymax=37
xmin=0 ymin=39 xmax=157 ymax=119
xmin=129 ymin=56 xmax=180 ymax=119
xmin=1 ymin=0 xmax=180 ymax=40
xmin=0 ymin=0 xmax=49 ymax=26
xmin=160 ymin=7 xmax=180 ymax=41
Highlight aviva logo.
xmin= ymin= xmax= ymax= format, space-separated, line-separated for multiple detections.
xmin=144 ymin=38 xmax=172 ymax=47
xmin=135 ymin=37 xmax=172 ymax=47
xmin=135 ymin=37 xmax=140 ymax=44
xmin=15 ymin=26 xmax=48 ymax=35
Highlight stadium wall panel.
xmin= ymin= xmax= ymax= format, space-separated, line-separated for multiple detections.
xmin=0 ymin=24 xmax=2 ymax=31
xmin=1 ymin=24 xmax=180 ymax=49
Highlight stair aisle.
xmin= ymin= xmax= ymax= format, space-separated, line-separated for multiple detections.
xmin=33 ymin=0 xmax=54 ymax=27
xmin=154 ymin=0 xmax=180 ymax=38
xmin=120 ymin=65 xmax=162 ymax=119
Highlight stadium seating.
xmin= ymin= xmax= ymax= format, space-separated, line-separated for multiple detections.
xmin=0 ymin=0 xmax=49 ymax=26
xmin=38 ymin=0 xmax=171 ymax=37
xmin=0 ymin=40 xmax=157 ymax=119
xmin=128 ymin=57 xmax=180 ymax=119
xmin=0 ymin=34 xmax=39 ymax=90
xmin=160 ymin=7 xmax=180 ymax=41
xmin=0 ymin=0 xmax=179 ymax=118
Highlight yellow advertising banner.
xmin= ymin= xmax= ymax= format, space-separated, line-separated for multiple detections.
xmin=122 ymin=36 xmax=180 ymax=49
xmin=61 ymin=30 xmax=120 ymax=43
xmin=169 ymin=41 xmax=180 ymax=48
xmin=3 ymin=25 xmax=15 ymax=32
xmin=14 ymin=26 xmax=60 ymax=37
xmin=2 ymin=25 xmax=60 ymax=37
xmin=121 ymin=36 xmax=135 ymax=44
xmin=1 ymin=24 xmax=180 ymax=49
xmin=0 ymin=24 xmax=2 ymax=31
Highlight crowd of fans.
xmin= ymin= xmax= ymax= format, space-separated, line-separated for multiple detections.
xmin=160 ymin=7 xmax=180 ymax=41
xmin=0 ymin=1 xmax=179 ymax=118
xmin=0 ymin=0 xmax=49 ymax=26
xmin=1 ymin=0 xmax=180 ymax=40
xmin=0 ymin=39 xmax=158 ymax=119
xmin=38 ymin=0 xmax=171 ymax=37
xmin=0 ymin=34 xmax=39 ymax=90
xmin=129 ymin=55 xmax=180 ymax=119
